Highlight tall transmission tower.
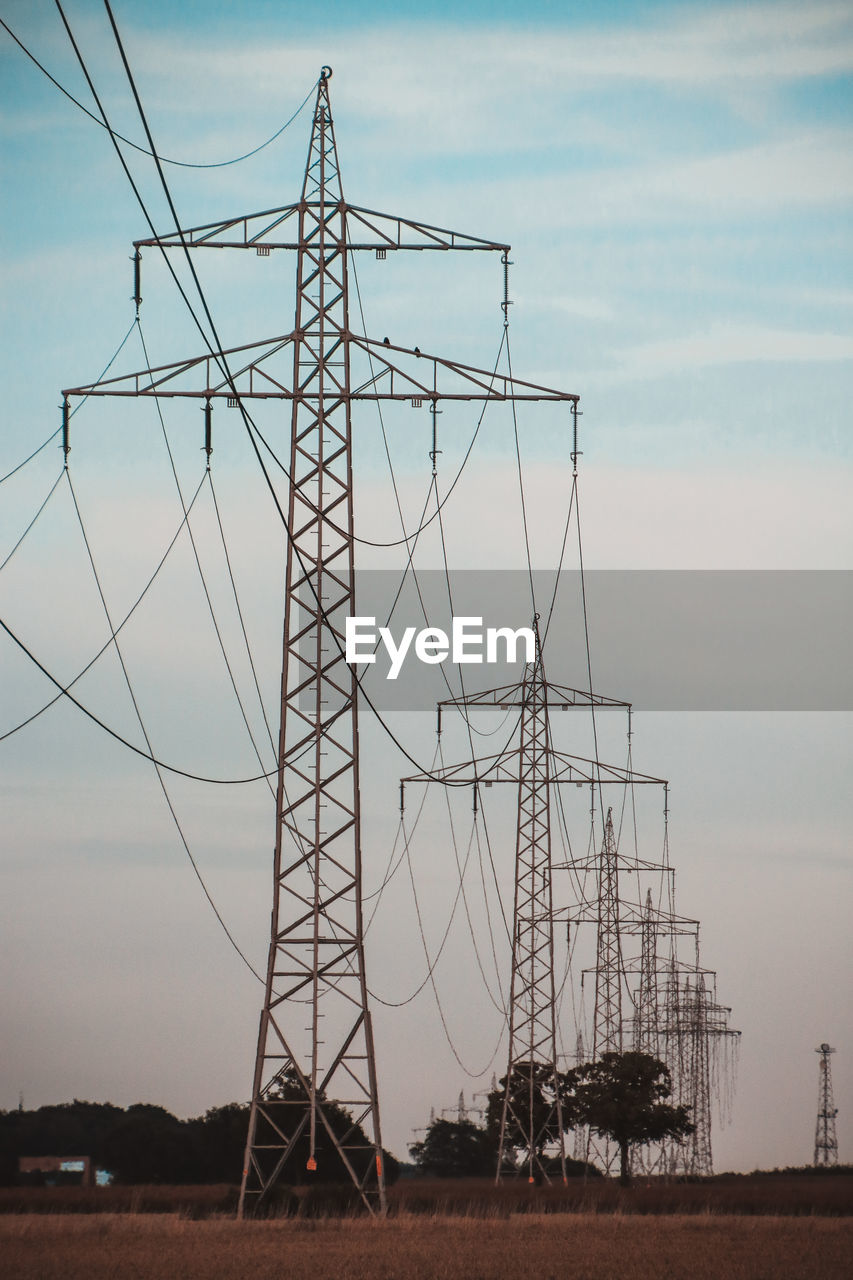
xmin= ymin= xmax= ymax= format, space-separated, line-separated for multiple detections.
xmin=814 ymin=1042 xmax=839 ymax=1167
xmin=62 ymin=69 xmax=578 ymax=1214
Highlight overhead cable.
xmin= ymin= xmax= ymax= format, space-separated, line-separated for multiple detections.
xmin=0 ymin=613 xmax=276 ymax=785
xmin=66 ymin=468 xmax=263 ymax=980
xmin=1 ymin=316 xmax=137 ymax=486
xmin=0 ymin=16 xmax=314 ymax=169
xmin=0 ymin=472 xmax=207 ymax=744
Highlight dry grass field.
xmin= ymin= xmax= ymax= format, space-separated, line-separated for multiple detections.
xmin=2 ymin=1212 xmax=852 ymax=1280
xmin=2 ymin=1173 xmax=852 ymax=1217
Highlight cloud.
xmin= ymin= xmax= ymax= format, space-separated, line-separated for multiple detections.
xmin=7 ymin=2 xmax=842 ymax=165
xmin=613 ymin=322 xmax=853 ymax=379
xmin=123 ymin=3 xmax=853 ymax=111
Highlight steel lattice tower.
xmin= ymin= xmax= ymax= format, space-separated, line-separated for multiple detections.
xmin=495 ymin=629 xmax=567 ymax=1184
xmin=633 ymin=889 xmax=659 ymax=1056
xmin=63 ymin=68 xmax=581 ymax=1214
xmin=814 ymin=1042 xmax=839 ymax=1167
xmin=236 ymin=72 xmax=383 ymax=1216
xmin=403 ymin=643 xmax=654 ymax=1181
xmin=593 ymin=809 xmax=623 ymax=1059
xmin=683 ymin=974 xmax=714 ymax=1175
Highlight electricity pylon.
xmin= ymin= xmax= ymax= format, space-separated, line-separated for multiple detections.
xmin=814 ymin=1042 xmax=839 ymax=1167
xmin=593 ymin=809 xmax=622 ymax=1059
xmin=657 ymin=963 xmax=739 ymax=1176
xmin=62 ymin=69 xmax=578 ymax=1215
xmin=403 ymin=627 xmax=661 ymax=1181
xmin=497 ymin=630 xmax=567 ymax=1184
xmin=633 ymin=888 xmax=659 ymax=1055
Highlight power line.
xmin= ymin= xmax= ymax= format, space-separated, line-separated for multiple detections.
xmin=66 ymin=468 xmax=263 ymax=981
xmin=0 ymin=469 xmax=65 ymax=574
xmin=0 ymin=612 xmax=276 ymax=785
xmin=135 ymin=318 xmax=276 ymax=792
xmin=1 ymin=317 xmax=137 ymax=486
xmin=88 ymin=0 xmax=442 ymax=780
xmin=0 ymin=15 xmax=314 ymax=170
xmin=0 ymin=471 xmax=207 ymax=745
xmin=0 ymin=432 xmax=62 ymax=486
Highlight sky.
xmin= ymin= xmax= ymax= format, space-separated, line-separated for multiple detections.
xmin=1 ymin=0 xmax=851 ymax=1175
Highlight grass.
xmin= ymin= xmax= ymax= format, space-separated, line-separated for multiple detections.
xmin=2 ymin=1172 xmax=852 ymax=1217
xmin=1 ymin=1213 xmax=852 ymax=1280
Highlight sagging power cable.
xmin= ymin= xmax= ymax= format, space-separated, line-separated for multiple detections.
xmin=0 ymin=472 xmax=207 ymax=745
xmin=0 ymin=470 xmax=65 ymax=574
xmin=0 ymin=613 xmax=276 ymax=785
xmin=66 ymin=468 xmax=263 ymax=981
xmin=1 ymin=316 xmax=137 ymax=486
xmin=1 ymin=16 xmax=314 ymax=170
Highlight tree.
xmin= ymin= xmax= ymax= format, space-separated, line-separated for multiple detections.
xmin=409 ymin=1118 xmax=496 ymax=1178
xmin=101 ymin=1104 xmax=191 ymax=1184
xmin=185 ymin=1103 xmax=250 ymax=1183
xmin=485 ymin=1062 xmax=576 ymax=1180
xmin=251 ymin=1071 xmax=399 ymax=1191
xmin=566 ymin=1052 xmax=694 ymax=1186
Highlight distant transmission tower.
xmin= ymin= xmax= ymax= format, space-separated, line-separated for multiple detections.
xmin=683 ymin=974 xmax=713 ymax=1176
xmin=404 ymin=632 xmax=655 ymax=1182
xmin=63 ymin=68 xmax=577 ymax=1214
xmin=814 ymin=1043 xmax=839 ymax=1167
xmin=592 ymin=809 xmax=623 ymax=1059
xmin=495 ymin=632 xmax=567 ymax=1184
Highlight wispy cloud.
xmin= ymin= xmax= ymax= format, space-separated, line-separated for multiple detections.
xmin=616 ymin=322 xmax=853 ymax=377
xmin=19 ymin=2 xmax=840 ymax=162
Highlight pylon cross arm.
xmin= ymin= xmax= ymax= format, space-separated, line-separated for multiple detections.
xmin=404 ymin=748 xmax=666 ymax=788
xmin=131 ymin=200 xmax=511 ymax=254
xmin=63 ymin=333 xmax=578 ymax=405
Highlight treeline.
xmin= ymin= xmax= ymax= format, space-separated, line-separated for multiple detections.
xmin=0 ymin=1100 xmax=250 ymax=1185
xmin=2 ymin=1098 xmax=402 ymax=1187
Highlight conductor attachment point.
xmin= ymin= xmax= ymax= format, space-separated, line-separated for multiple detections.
xmin=320 ymin=66 xmax=333 ymax=81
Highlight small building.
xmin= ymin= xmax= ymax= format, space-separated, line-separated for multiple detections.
xmin=18 ymin=1155 xmax=94 ymax=1188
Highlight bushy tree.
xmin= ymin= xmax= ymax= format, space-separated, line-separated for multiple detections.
xmin=0 ymin=1089 xmax=399 ymax=1189
xmin=485 ymin=1062 xmax=576 ymax=1175
xmin=251 ymin=1071 xmax=399 ymax=1189
xmin=185 ymin=1103 xmax=249 ymax=1183
xmin=566 ymin=1052 xmax=694 ymax=1186
xmin=409 ymin=1118 xmax=496 ymax=1178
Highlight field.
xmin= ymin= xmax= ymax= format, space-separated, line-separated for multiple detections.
xmin=2 ymin=1213 xmax=852 ymax=1280
xmin=2 ymin=1172 xmax=852 ymax=1217
xmin=2 ymin=1176 xmax=852 ymax=1280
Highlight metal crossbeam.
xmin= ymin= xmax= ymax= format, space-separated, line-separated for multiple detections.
xmin=132 ymin=201 xmax=511 ymax=254
xmin=62 ymin=332 xmax=577 ymax=406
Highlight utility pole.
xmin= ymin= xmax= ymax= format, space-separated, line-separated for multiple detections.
xmin=62 ymin=68 xmax=577 ymax=1215
xmin=814 ymin=1043 xmax=839 ymax=1167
